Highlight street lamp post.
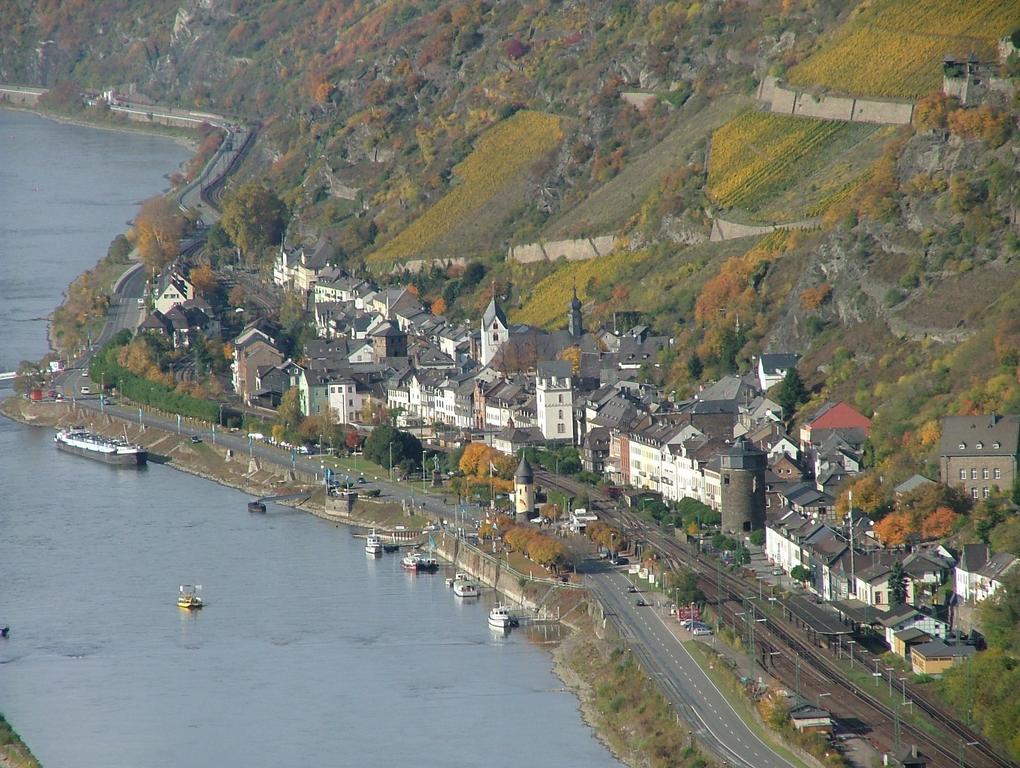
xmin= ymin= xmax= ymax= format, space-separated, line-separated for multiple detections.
xmin=817 ymin=691 xmax=831 ymax=710
xmin=388 ymin=442 xmax=393 ymax=482
xmin=886 ymin=667 xmax=896 ymax=698
xmin=422 ymin=449 xmax=427 ymax=493
xmin=959 ymin=740 xmax=978 ymax=768
xmin=847 ymin=639 xmax=856 ymax=669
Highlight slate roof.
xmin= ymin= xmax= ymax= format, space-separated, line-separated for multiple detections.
xmin=760 ymin=353 xmax=801 ymax=375
xmin=940 ymin=414 xmax=1020 ymax=457
xmin=911 ymin=640 xmax=976 ymax=659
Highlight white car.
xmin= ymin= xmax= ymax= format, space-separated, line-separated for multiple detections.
xmin=80 ymin=386 xmax=91 ymax=395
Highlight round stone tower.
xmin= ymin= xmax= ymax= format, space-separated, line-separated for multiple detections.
xmin=719 ymin=438 xmax=767 ymax=535
xmin=514 ymin=455 xmax=535 ymax=518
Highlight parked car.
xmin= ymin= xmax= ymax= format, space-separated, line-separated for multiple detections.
xmin=692 ymin=626 xmax=713 ymax=636
xmin=190 ymin=435 xmax=202 ymax=444
xmin=635 ymin=598 xmax=648 ymax=607
xmin=626 ymin=585 xmax=638 ymax=593
xmin=79 ymin=386 xmax=91 ymax=395
xmin=610 ymin=556 xmax=629 ymax=566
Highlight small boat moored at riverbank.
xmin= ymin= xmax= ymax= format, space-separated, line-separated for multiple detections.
xmin=365 ymin=532 xmax=382 ymax=556
xmin=177 ymin=584 xmax=203 ymax=610
xmin=453 ymin=578 xmax=480 ymax=598
xmin=54 ymin=426 xmax=147 ymax=466
xmin=247 ymin=501 xmax=267 ymax=513
xmin=488 ymin=604 xmax=515 ymax=630
xmin=401 ymin=552 xmax=423 ymax=571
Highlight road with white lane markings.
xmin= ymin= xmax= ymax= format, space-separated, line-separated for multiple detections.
xmin=585 ymin=564 xmax=799 ymax=768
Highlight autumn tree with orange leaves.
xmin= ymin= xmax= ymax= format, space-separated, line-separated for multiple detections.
xmin=874 ymin=512 xmax=913 ymax=546
xmin=134 ymin=196 xmax=183 ymax=276
xmin=921 ymin=507 xmax=958 ymax=540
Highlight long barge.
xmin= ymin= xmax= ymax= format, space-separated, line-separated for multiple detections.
xmin=54 ymin=427 xmax=147 ymax=466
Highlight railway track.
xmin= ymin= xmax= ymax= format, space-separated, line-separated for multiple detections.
xmin=200 ymin=123 xmax=257 ymax=211
xmin=533 ymin=470 xmax=1013 ymax=768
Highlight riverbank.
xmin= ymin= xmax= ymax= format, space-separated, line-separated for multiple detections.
xmin=0 ymin=714 xmax=40 ymax=768
xmin=1 ymin=103 xmax=199 ymax=151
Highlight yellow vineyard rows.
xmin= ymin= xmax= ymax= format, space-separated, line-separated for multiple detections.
xmin=513 ymin=249 xmax=644 ymax=328
xmin=369 ymin=111 xmax=563 ymax=264
xmin=707 ymin=111 xmax=868 ymax=212
xmin=788 ymin=0 xmax=1020 ymax=99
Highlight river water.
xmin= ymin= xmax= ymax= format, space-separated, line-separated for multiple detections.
xmin=0 ymin=110 xmax=622 ymax=768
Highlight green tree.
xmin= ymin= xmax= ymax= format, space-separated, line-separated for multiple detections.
xmin=749 ymin=529 xmax=765 ymax=546
xmin=687 ymin=351 xmax=704 ymax=381
xmin=790 ymin=565 xmax=811 ymax=583
xmin=220 ymin=180 xmax=287 ymax=264
xmin=107 ymin=234 xmax=132 ymax=262
xmin=363 ymin=425 xmax=422 ymax=473
xmin=888 ymin=560 xmax=909 ymax=606
xmin=671 ymin=570 xmax=705 ymax=606
xmin=776 ymin=366 xmax=807 ymax=418
xmin=277 ymin=387 xmax=304 ymax=435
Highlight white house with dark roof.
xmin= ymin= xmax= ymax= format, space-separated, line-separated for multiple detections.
xmin=955 ymin=543 xmax=1018 ymax=603
xmin=153 ymin=269 xmax=195 ymax=315
xmin=757 ymin=353 xmax=801 ymax=391
xmin=273 ymin=240 xmax=335 ymax=291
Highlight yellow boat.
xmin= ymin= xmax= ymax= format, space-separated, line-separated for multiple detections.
xmin=178 ymin=584 xmax=203 ymax=610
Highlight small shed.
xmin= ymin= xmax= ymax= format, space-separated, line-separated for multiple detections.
xmin=910 ymin=640 xmax=976 ymax=676
xmin=789 ymin=703 xmax=833 ymax=735
xmin=892 ymin=627 xmax=932 ymax=660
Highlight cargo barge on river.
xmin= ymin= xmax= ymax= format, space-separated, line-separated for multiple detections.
xmin=54 ymin=427 xmax=147 ymax=466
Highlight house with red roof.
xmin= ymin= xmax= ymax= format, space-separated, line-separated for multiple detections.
xmin=798 ymin=401 xmax=871 ymax=452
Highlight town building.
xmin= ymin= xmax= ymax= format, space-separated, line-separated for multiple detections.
xmin=939 ymin=414 xmax=1020 ymax=499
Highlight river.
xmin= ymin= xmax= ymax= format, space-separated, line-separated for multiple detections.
xmin=0 ymin=110 xmax=623 ymax=768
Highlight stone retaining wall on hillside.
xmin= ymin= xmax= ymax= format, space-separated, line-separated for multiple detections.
xmin=710 ymin=216 xmax=818 ymax=242
xmin=392 ymin=256 xmax=468 ymax=274
xmin=507 ymin=234 xmax=617 ymax=264
xmin=757 ymin=76 xmax=914 ymax=125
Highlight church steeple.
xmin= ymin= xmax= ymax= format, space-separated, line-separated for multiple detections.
xmin=568 ymin=281 xmax=583 ymax=339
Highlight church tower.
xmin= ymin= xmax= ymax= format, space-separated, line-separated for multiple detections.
xmin=568 ymin=283 xmax=583 ymax=339
xmin=480 ymin=295 xmax=509 ymax=367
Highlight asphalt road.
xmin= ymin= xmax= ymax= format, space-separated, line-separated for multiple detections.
xmin=584 ymin=565 xmax=799 ymax=768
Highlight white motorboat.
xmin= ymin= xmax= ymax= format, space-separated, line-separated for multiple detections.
xmin=453 ymin=578 xmax=480 ymax=598
xmin=365 ymin=532 xmax=383 ymax=556
xmin=488 ymin=603 xmax=512 ymax=629
xmin=401 ymin=552 xmax=423 ymax=571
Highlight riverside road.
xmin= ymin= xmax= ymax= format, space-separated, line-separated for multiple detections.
xmin=586 ymin=565 xmax=798 ymax=768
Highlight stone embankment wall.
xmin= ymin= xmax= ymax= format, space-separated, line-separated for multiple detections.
xmin=757 ymin=76 xmax=914 ymax=125
xmin=433 ymin=532 xmax=587 ymax=629
xmin=507 ymin=235 xmax=617 ymax=264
